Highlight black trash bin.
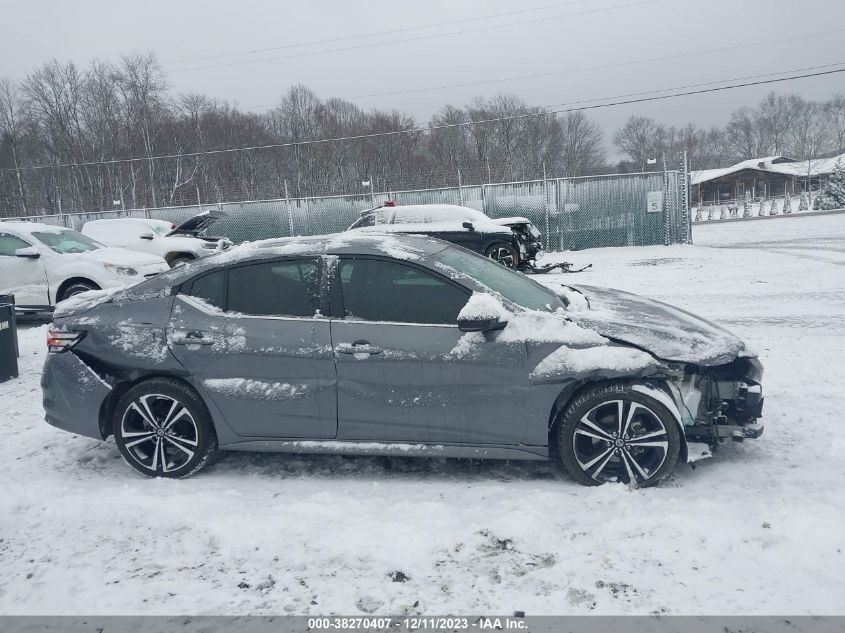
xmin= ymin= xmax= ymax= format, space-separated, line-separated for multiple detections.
xmin=0 ymin=295 xmax=19 ymax=383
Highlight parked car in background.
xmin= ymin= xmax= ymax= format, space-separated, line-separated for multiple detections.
xmin=0 ymin=222 xmax=169 ymax=312
xmin=41 ymin=233 xmax=763 ymax=486
xmin=347 ymin=204 xmax=542 ymax=270
xmin=81 ymin=211 xmax=232 ymax=268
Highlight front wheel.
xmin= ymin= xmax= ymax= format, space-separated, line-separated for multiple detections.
xmin=555 ymin=383 xmax=680 ymax=487
xmin=484 ymin=242 xmax=519 ymax=269
xmin=59 ymin=280 xmax=99 ymax=301
xmin=113 ymin=377 xmax=218 ymax=478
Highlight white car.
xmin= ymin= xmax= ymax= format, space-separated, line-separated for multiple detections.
xmin=81 ymin=213 xmax=231 ymax=268
xmin=0 ymin=222 xmax=169 ymax=312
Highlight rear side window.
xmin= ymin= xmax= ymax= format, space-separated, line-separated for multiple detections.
xmin=190 ymin=271 xmax=226 ymax=310
xmin=0 ymin=233 xmax=32 ymax=256
xmin=228 ymin=259 xmax=320 ymax=317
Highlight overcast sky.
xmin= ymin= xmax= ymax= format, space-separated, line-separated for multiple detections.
xmin=1 ymin=0 xmax=844 ymax=157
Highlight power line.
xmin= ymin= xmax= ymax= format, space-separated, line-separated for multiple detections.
xmin=168 ymin=0 xmax=660 ymax=74
xmin=5 ymin=64 xmax=845 ymax=173
xmin=164 ymin=0 xmax=591 ymax=65
xmin=341 ymin=29 xmax=843 ymax=101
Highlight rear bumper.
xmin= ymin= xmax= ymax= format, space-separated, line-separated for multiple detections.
xmin=41 ymin=351 xmax=112 ymax=440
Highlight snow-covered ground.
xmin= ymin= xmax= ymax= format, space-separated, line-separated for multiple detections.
xmin=1 ymin=214 xmax=843 ymax=615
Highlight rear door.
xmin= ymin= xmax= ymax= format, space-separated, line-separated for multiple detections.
xmin=0 ymin=231 xmax=49 ymax=306
xmin=168 ymin=258 xmax=336 ymax=439
xmin=329 ymin=256 xmax=529 ymax=445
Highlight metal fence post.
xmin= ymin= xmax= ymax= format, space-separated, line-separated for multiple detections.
xmin=284 ymin=179 xmax=294 ymax=236
xmin=543 ymin=164 xmax=550 ymax=252
xmin=457 ymin=168 xmax=464 ymax=206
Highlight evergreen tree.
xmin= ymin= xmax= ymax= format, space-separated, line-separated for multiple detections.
xmin=816 ymin=159 xmax=845 ymax=210
xmin=720 ymin=205 xmax=728 ymax=219
xmin=798 ymin=191 xmax=809 ymax=212
xmin=743 ymin=191 xmax=752 ymax=217
xmin=694 ymin=207 xmax=702 ymax=221
xmin=758 ymin=196 xmax=767 ymax=217
xmin=770 ymin=197 xmax=780 ymax=215
xmin=783 ymin=192 xmax=793 ymax=214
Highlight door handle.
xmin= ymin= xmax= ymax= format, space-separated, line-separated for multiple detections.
xmin=336 ymin=340 xmax=383 ymax=355
xmin=171 ymin=331 xmax=214 ymax=346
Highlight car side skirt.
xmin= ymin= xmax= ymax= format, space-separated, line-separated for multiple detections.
xmin=219 ymin=439 xmax=549 ymax=461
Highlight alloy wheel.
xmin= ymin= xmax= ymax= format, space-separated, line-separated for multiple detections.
xmin=119 ymin=394 xmax=199 ymax=474
xmin=571 ymin=399 xmax=669 ymax=485
xmin=487 ymin=246 xmax=517 ymax=268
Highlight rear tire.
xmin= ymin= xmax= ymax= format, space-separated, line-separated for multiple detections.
xmin=59 ymin=280 xmax=99 ymax=301
xmin=554 ymin=382 xmax=680 ymax=487
xmin=484 ymin=242 xmax=519 ymax=269
xmin=113 ymin=377 xmax=218 ymax=478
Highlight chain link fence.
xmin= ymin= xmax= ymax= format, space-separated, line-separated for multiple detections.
xmin=1 ymin=171 xmax=691 ymax=251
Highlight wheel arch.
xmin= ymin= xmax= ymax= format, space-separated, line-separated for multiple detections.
xmin=547 ymin=377 xmax=689 ymax=464
xmin=55 ymin=277 xmax=100 ymax=303
xmin=164 ymin=251 xmax=196 ymax=266
xmin=98 ymin=372 xmax=209 ymax=440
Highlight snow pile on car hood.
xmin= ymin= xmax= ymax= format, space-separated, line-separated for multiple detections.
xmin=561 ymin=284 xmax=750 ymax=365
xmin=453 ymin=292 xmax=659 ymax=379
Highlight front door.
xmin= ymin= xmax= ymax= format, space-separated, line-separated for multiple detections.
xmin=168 ymin=258 xmax=336 ymax=439
xmin=330 ymin=256 xmax=528 ymax=445
xmin=0 ymin=232 xmax=49 ymax=306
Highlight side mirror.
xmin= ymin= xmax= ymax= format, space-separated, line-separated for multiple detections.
xmin=458 ymin=315 xmax=507 ymax=332
xmin=461 ymin=221 xmax=474 ymax=231
xmin=139 ymin=233 xmax=155 ymax=240
xmin=15 ymin=247 xmax=40 ymax=259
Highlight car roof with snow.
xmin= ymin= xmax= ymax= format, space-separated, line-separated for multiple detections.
xmin=119 ymin=232 xmax=453 ymax=294
xmin=1 ymin=221 xmax=74 ymax=235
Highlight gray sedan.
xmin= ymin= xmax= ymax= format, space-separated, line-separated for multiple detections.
xmin=41 ymin=233 xmax=764 ymax=486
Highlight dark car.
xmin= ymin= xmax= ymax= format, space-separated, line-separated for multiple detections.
xmin=347 ymin=204 xmax=542 ymax=271
xmin=41 ymin=233 xmax=764 ymax=486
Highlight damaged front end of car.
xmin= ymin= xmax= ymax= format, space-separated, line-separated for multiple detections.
xmin=662 ymin=354 xmax=764 ymax=458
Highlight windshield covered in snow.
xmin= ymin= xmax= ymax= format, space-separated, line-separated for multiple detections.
xmin=432 ymin=246 xmax=563 ymax=312
xmin=32 ymin=230 xmax=101 ymax=254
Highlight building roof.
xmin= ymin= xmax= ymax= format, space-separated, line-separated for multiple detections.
xmin=691 ymin=153 xmax=844 ymax=185
xmin=767 ymin=153 xmax=845 ymax=178
xmin=690 ymin=156 xmax=795 ymax=185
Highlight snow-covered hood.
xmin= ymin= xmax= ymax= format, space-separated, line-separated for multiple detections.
xmin=67 ymin=247 xmax=167 ymax=268
xmin=492 ymin=216 xmax=532 ymax=226
xmin=561 ymin=284 xmax=750 ymax=366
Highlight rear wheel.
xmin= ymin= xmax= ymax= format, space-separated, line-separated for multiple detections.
xmin=113 ymin=377 xmax=218 ymax=478
xmin=58 ymin=280 xmax=98 ymax=301
xmin=555 ymin=383 xmax=680 ymax=487
xmin=484 ymin=242 xmax=519 ymax=269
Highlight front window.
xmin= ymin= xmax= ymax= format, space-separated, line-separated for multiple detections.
xmin=32 ymin=230 xmax=101 ymax=254
xmin=348 ymin=214 xmax=376 ymax=230
xmin=0 ymin=233 xmax=32 ymax=256
xmin=338 ymin=257 xmax=469 ymax=324
xmin=432 ymin=246 xmax=563 ymax=312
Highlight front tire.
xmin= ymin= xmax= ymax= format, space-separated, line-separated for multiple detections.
xmin=169 ymin=255 xmax=194 ymax=268
xmin=59 ymin=280 xmax=98 ymax=301
xmin=484 ymin=242 xmax=519 ymax=269
xmin=555 ymin=383 xmax=680 ymax=487
xmin=113 ymin=377 xmax=218 ymax=478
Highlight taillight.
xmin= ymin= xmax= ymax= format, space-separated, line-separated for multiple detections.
xmin=47 ymin=329 xmax=85 ymax=353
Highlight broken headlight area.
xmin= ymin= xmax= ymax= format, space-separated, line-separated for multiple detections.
xmin=667 ymin=356 xmax=764 ymax=454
